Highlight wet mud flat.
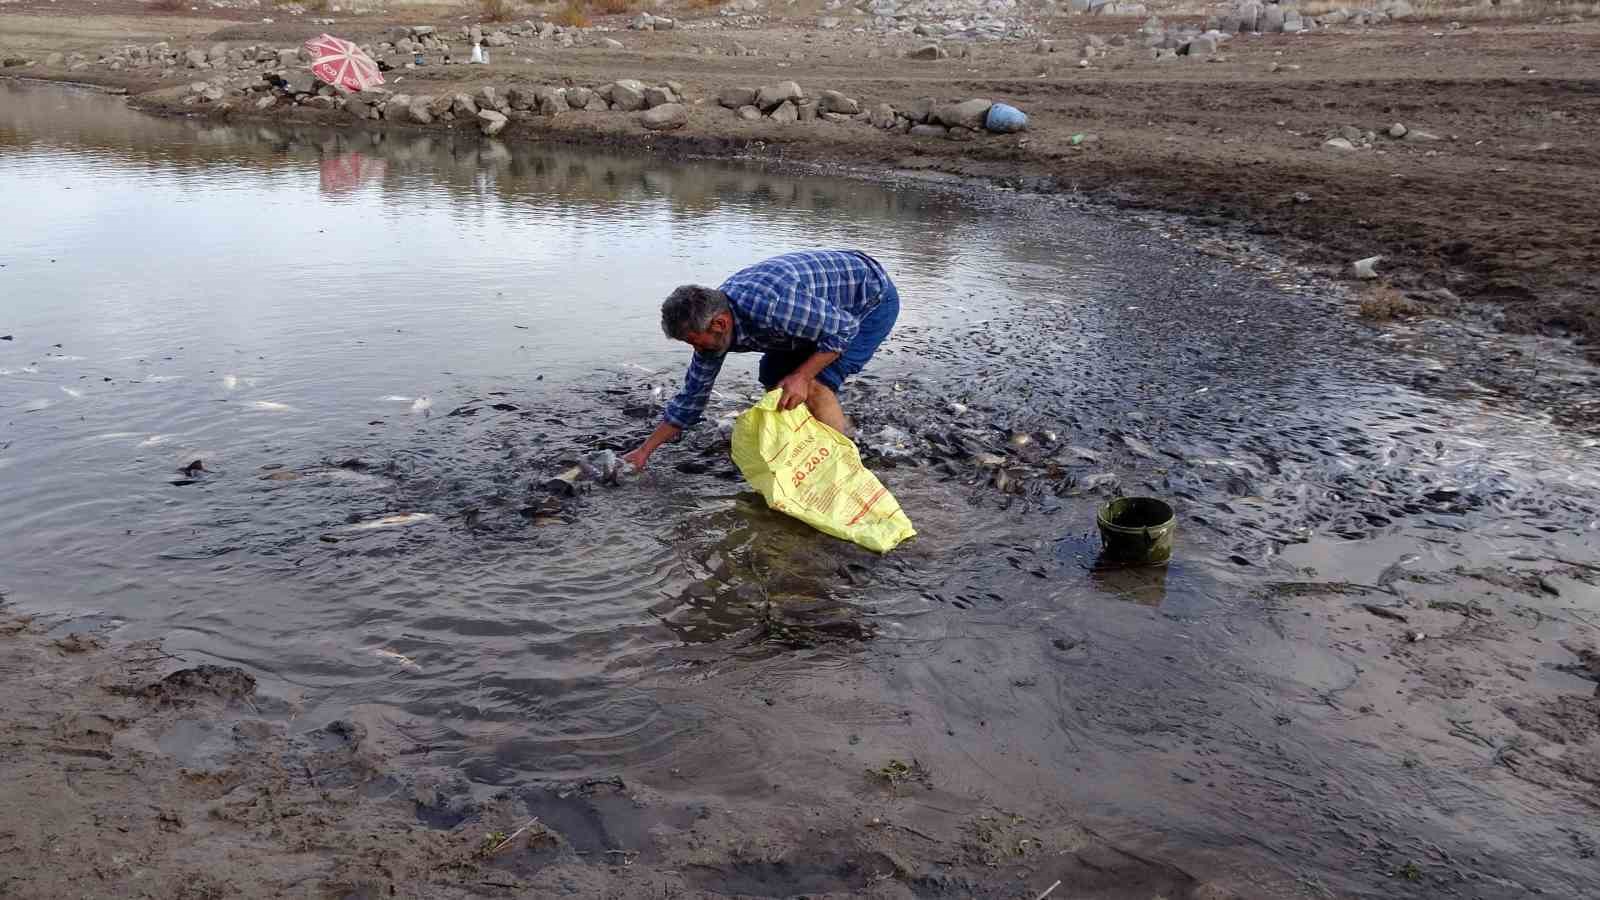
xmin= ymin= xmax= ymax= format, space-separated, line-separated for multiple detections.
xmin=7 ymin=251 xmax=1599 ymax=900
xmin=3 ymin=85 xmax=1600 ymax=899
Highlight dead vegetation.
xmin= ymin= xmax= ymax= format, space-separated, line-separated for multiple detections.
xmin=553 ymin=0 xmax=590 ymax=26
xmin=476 ymin=0 xmax=516 ymax=22
xmin=1358 ymin=285 xmax=1423 ymax=321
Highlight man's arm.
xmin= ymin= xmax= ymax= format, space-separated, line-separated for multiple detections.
xmin=624 ymin=350 xmax=725 ymax=470
xmin=773 ymin=350 xmax=841 ymax=411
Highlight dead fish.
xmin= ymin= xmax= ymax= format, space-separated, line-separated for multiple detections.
xmin=1361 ymin=603 xmax=1410 ymax=623
xmin=577 ymin=450 xmax=628 ymax=486
xmin=994 ymin=468 xmax=1021 ymax=494
xmin=1121 ymin=434 xmax=1158 ymax=460
xmin=411 ymin=397 xmax=432 ymax=415
xmin=60 ymin=386 xmax=83 ymax=398
xmin=971 ymin=452 xmax=1007 ymax=469
xmin=1068 ymin=446 xmax=1102 ymax=463
xmin=1008 ymin=432 xmax=1032 ymax=449
xmin=246 ymin=400 xmax=293 ymax=412
xmin=340 ymin=513 xmax=435 ymax=531
xmin=372 ymin=647 xmax=421 ymax=670
xmin=139 ymin=434 xmax=172 ymax=447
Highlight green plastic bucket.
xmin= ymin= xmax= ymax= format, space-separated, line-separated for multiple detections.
xmin=1096 ymin=497 xmax=1175 ymax=565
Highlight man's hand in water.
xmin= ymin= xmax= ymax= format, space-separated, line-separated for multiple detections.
xmin=622 ymin=446 xmax=651 ymax=471
xmin=777 ymin=373 xmax=813 ymax=411
xmin=623 ymin=421 xmax=682 ymax=471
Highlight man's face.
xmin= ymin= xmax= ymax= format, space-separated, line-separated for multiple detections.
xmin=682 ymin=311 xmax=733 ymax=354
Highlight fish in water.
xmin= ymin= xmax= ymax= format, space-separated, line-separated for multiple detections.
xmin=341 ymin=512 xmax=434 ymax=531
xmin=577 ymin=449 xmax=630 ymax=486
xmin=372 ymin=647 xmax=421 ymax=670
xmin=60 ymin=386 xmax=83 ymax=398
xmin=139 ymin=434 xmax=172 ymax=447
xmin=247 ymin=401 xmax=293 ymax=412
xmin=411 ymin=397 xmax=432 ymax=415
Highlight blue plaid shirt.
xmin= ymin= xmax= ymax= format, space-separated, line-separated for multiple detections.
xmin=663 ymin=250 xmax=889 ymax=429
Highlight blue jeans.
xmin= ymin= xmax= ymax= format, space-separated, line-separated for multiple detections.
xmin=758 ymin=281 xmax=900 ymax=393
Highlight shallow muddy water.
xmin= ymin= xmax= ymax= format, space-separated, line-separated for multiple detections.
xmin=4 ymin=81 xmax=1600 ymax=897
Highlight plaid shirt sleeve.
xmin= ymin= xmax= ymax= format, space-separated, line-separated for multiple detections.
xmin=739 ymin=262 xmax=862 ymax=354
xmin=662 ymin=350 xmax=726 ymax=429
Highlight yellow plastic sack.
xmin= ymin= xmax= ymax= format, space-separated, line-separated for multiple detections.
xmin=730 ymin=390 xmax=916 ymax=553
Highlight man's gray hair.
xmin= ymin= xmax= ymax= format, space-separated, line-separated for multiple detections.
xmin=661 ymin=285 xmax=731 ymax=340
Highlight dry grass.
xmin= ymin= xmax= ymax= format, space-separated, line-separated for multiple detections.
xmin=552 ymin=0 xmax=590 ymax=26
xmin=148 ymin=0 xmax=186 ymax=10
xmin=1357 ymin=286 xmax=1423 ymax=321
xmin=589 ymin=0 xmax=639 ymax=13
xmin=476 ymin=0 xmax=516 ymax=21
xmin=683 ymin=0 xmax=725 ymax=8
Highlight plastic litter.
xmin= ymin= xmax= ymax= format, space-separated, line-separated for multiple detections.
xmin=730 ymin=390 xmax=916 ymax=553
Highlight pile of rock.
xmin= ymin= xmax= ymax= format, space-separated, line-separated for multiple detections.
xmin=717 ymin=82 xmax=862 ymax=124
xmin=862 ymin=0 xmax=1038 ymax=44
xmin=1205 ymin=0 xmax=1415 ymax=33
xmin=41 ymin=40 xmax=314 ymax=75
xmin=628 ymin=12 xmax=677 ymax=31
xmin=1138 ymin=18 xmax=1234 ymax=60
xmin=1321 ymin=121 xmax=1443 ymax=152
xmin=1063 ymin=0 xmax=1151 ymax=16
xmin=864 ymin=96 xmax=1026 ymax=138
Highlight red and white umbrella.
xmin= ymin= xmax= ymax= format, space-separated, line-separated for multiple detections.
xmin=304 ymin=33 xmax=384 ymax=93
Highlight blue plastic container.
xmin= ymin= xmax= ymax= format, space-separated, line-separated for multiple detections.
xmin=985 ymin=103 xmax=1028 ymax=134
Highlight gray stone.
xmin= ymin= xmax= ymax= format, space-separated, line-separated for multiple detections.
xmin=1186 ymin=35 xmax=1217 ymax=57
xmin=410 ymin=25 xmax=436 ymax=37
xmin=281 ymin=70 xmax=315 ymax=94
xmin=452 ymin=93 xmax=479 ymax=116
xmin=536 ymin=87 xmax=566 ymax=116
xmin=639 ymin=102 xmax=688 ymax=130
xmin=1036 ymin=40 xmax=1056 ymax=53
xmin=486 ymin=31 xmax=511 ymax=47
xmin=719 ymin=87 xmax=758 ymax=109
xmin=585 ymin=95 xmax=610 ymax=112
xmin=737 ymin=105 xmax=762 ymax=121
xmin=1352 ymin=256 xmax=1382 ymax=279
xmin=1260 ymin=5 xmax=1285 ymax=32
xmin=1338 ymin=125 xmax=1363 ymax=142
xmin=277 ymin=49 xmax=297 ymax=67
xmin=208 ymin=43 xmax=229 ymax=63
xmin=905 ymin=97 xmax=937 ymax=123
xmin=346 ymin=99 xmax=373 ymax=120
xmin=600 ymin=38 xmax=624 ymax=49
xmin=756 ymin=81 xmax=803 ymax=112
xmin=821 ymin=112 xmax=854 ymax=124
xmin=909 ymin=123 xmax=949 ymax=138
xmin=818 ymin=16 xmax=841 ymax=28
xmin=1404 ymin=129 xmax=1443 ymax=142
xmin=45 ymin=52 xmax=64 ymax=67
xmin=429 ymin=94 xmax=455 ymax=116
xmin=643 ymin=85 xmax=677 ymax=108
xmin=1241 ymin=2 xmax=1264 ymax=31
xmin=566 ymin=86 xmax=594 ymax=109
xmin=653 ymin=16 xmax=676 ymax=30
xmin=507 ymin=86 xmax=534 ymax=111
xmin=818 ymin=90 xmax=859 ymax=115
xmin=408 ymin=97 xmax=435 ymax=124
xmin=478 ymin=109 xmax=508 ymax=136
xmin=1388 ymin=122 xmax=1408 ymax=139
xmin=797 ymin=100 xmax=817 ymax=122
xmin=255 ymin=95 xmax=276 ymax=110
xmin=1283 ymin=9 xmax=1304 ymax=31
xmin=185 ymin=49 xmax=208 ymax=68
xmin=908 ymin=44 xmax=946 ymax=60
xmin=870 ymin=102 xmax=897 ymax=129
xmin=934 ymin=98 xmax=992 ymax=129
xmin=770 ymin=100 xmax=799 ymax=123
xmin=1322 ymin=137 xmax=1357 ymax=152
xmin=611 ymin=79 xmax=647 ymax=111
